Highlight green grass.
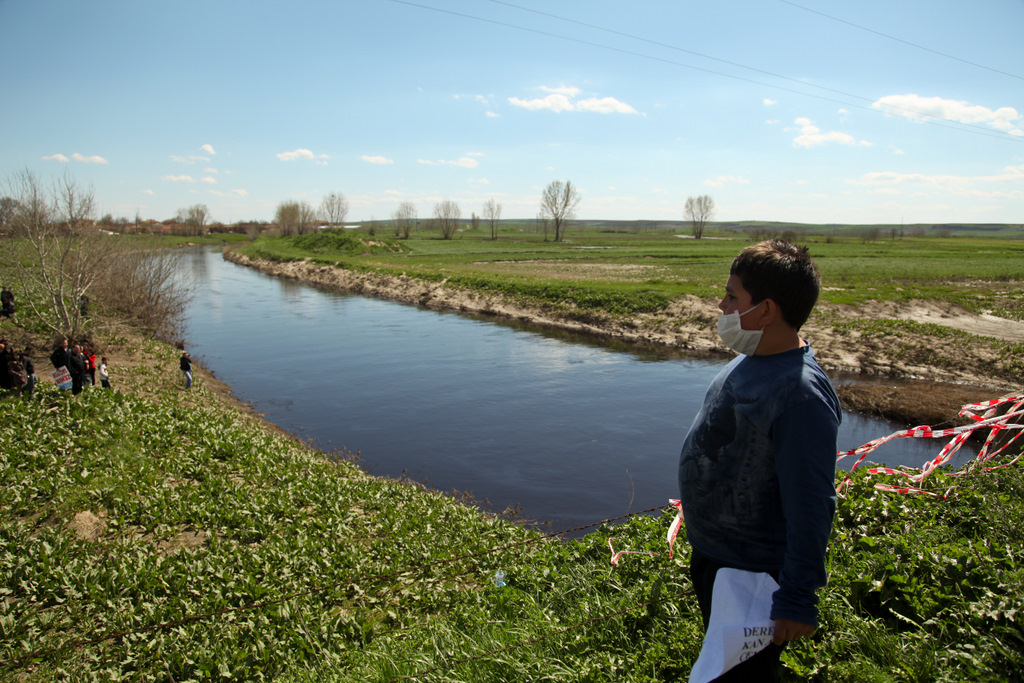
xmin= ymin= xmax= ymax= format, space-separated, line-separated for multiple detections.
xmin=236 ymin=230 xmax=1024 ymax=320
xmin=2 ymin=369 xmax=1022 ymax=681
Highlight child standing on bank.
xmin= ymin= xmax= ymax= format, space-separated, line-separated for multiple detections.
xmin=99 ymin=356 xmax=111 ymax=388
xmin=678 ymin=239 xmax=841 ymax=682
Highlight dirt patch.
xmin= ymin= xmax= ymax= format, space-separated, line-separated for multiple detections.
xmin=158 ymin=529 xmax=207 ymax=555
xmin=224 ymin=251 xmax=1021 ymax=427
xmin=68 ymin=511 xmax=105 ymax=542
xmin=835 ymin=381 xmax=1001 ymax=428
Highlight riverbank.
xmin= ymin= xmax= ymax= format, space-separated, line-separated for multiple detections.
xmin=224 ymin=248 xmax=1019 ymax=426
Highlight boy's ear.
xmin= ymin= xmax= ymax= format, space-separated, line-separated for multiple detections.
xmin=756 ymin=298 xmax=780 ymax=328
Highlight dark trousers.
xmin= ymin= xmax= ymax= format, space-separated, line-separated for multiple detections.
xmin=690 ymin=548 xmax=784 ymax=683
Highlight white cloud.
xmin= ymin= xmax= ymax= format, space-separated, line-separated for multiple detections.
xmin=418 ymin=157 xmax=479 ymax=168
xmin=171 ymin=154 xmax=210 ymax=164
xmin=469 ymin=178 xmax=490 ymax=185
xmin=872 ymin=94 xmax=1023 ymax=136
xmin=45 ymin=152 xmax=108 ymax=164
xmin=276 ymin=148 xmax=328 ymax=162
xmin=201 ymin=144 xmax=216 ymax=155
xmin=142 ymin=189 xmax=155 ymax=196
xmin=792 ymin=117 xmax=867 ymax=148
xmin=576 ymin=96 xmax=638 ymax=114
xmin=850 ymin=165 xmax=1024 ymax=198
xmin=210 ymin=188 xmax=249 ymax=197
xmin=361 ymin=155 xmax=394 ymax=165
xmin=763 ymin=98 xmax=777 ymax=107
xmin=509 ymin=93 xmax=576 ymax=113
xmin=486 ymin=110 xmax=499 ymax=118
xmin=508 ymin=86 xmax=638 ymax=115
xmin=201 ymin=177 xmax=217 ymax=184
xmin=704 ymin=175 xmax=751 ymax=188
xmin=71 ymin=153 xmax=108 ymax=164
xmin=204 ymin=168 xmax=218 ymax=174
xmin=162 ymin=174 xmax=195 ymax=182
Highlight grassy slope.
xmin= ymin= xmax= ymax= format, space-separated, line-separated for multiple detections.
xmin=2 ymin=235 xmax=1023 ymax=681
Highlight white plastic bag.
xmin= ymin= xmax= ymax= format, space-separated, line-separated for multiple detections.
xmin=688 ymin=568 xmax=779 ymax=683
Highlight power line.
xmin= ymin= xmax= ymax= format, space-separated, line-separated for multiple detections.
xmin=777 ymin=0 xmax=1024 ymax=82
xmin=387 ymin=0 xmax=1021 ymax=144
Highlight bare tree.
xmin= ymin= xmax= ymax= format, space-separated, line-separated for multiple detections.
xmin=319 ymin=192 xmax=349 ymax=228
xmin=4 ymin=170 xmax=106 ymax=339
xmin=539 ymin=180 xmax=580 ymax=242
xmin=434 ymin=199 xmax=461 ymax=240
xmin=483 ymin=198 xmax=502 ymax=240
xmin=391 ymin=201 xmax=417 ymax=239
xmin=175 ymin=204 xmax=209 ymax=236
xmin=275 ymin=200 xmax=317 ymax=236
xmin=684 ymin=194 xmax=715 ymax=239
xmin=298 ymin=202 xmax=317 ymax=234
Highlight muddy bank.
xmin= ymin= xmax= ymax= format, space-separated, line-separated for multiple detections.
xmin=224 ymin=250 xmax=1019 ymax=427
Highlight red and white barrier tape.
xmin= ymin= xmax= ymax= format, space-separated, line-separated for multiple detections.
xmin=836 ymin=394 xmax=1023 ymax=496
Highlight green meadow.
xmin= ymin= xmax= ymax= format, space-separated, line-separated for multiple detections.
xmin=3 ymin=226 xmax=1024 ymax=681
xmin=237 ymin=226 xmax=1024 ymax=320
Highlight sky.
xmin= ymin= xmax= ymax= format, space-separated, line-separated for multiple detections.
xmin=1 ymin=0 xmax=1022 ymax=225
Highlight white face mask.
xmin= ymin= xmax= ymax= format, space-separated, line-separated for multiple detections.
xmin=717 ymin=303 xmax=764 ymax=355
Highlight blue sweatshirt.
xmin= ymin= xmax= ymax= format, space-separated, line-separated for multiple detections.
xmin=678 ymin=344 xmax=841 ymax=626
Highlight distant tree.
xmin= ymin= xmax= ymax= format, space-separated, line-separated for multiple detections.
xmin=392 ymin=201 xmax=417 ymax=239
xmin=275 ymin=200 xmax=316 ymax=236
xmin=684 ymin=195 xmax=715 ymax=239
xmin=434 ymin=199 xmax=461 ymax=240
xmin=483 ymin=198 xmax=502 ymax=240
xmin=539 ymin=180 xmax=580 ymax=242
xmin=0 ymin=197 xmax=18 ymax=230
xmin=319 ymin=192 xmax=349 ymax=228
xmin=175 ymin=203 xmax=210 ymax=236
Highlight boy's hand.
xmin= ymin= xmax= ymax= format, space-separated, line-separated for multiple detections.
xmin=773 ymin=618 xmax=815 ymax=645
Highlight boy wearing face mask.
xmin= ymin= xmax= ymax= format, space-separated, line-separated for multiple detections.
xmin=678 ymin=239 xmax=841 ymax=682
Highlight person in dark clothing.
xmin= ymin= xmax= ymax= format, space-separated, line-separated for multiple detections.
xmin=50 ymin=338 xmax=71 ymax=369
xmin=68 ymin=344 xmax=87 ymax=395
xmin=0 ymin=340 xmax=13 ymax=391
xmin=79 ymin=294 xmax=90 ymax=319
xmin=0 ymin=287 xmax=13 ymax=318
xmin=7 ymin=354 xmax=28 ymax=397
xmin=678 ymin=240 xmax=840 ymax=682
xmin=21 ymin=348 xmax=36 ymax=399
xmin=180 ymin=351 xmax=192 ymax=390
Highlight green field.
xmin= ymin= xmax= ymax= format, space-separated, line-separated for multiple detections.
xmin=238 ymin=227 xmax=1024 ymax=320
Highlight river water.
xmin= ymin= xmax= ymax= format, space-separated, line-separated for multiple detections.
xmin=180 ymin=247 xmax=951 ymax=531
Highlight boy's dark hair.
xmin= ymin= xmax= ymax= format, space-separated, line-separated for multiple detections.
xmin=730 ymin=239 xmax=820 ymax=330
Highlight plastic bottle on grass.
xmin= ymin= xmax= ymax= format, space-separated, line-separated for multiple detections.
xmin=493 ymin=570 xmax=507 ymax=587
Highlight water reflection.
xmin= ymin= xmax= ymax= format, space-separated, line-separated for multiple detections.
xmin=181 ymin=247 xmax=958 ymax=531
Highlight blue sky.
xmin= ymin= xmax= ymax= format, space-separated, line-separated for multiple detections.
xmin=1 ymin=0 xmax=1022 ymax=225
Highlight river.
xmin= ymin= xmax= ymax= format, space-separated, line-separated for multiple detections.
xmin=181 ymin=246 xmax=952 ymax=532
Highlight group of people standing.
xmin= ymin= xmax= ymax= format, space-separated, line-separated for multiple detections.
xmin=49 ymin=338 xmax=110 ymax=395
xmin=1 ymin=339 xmax=36 ymax=398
